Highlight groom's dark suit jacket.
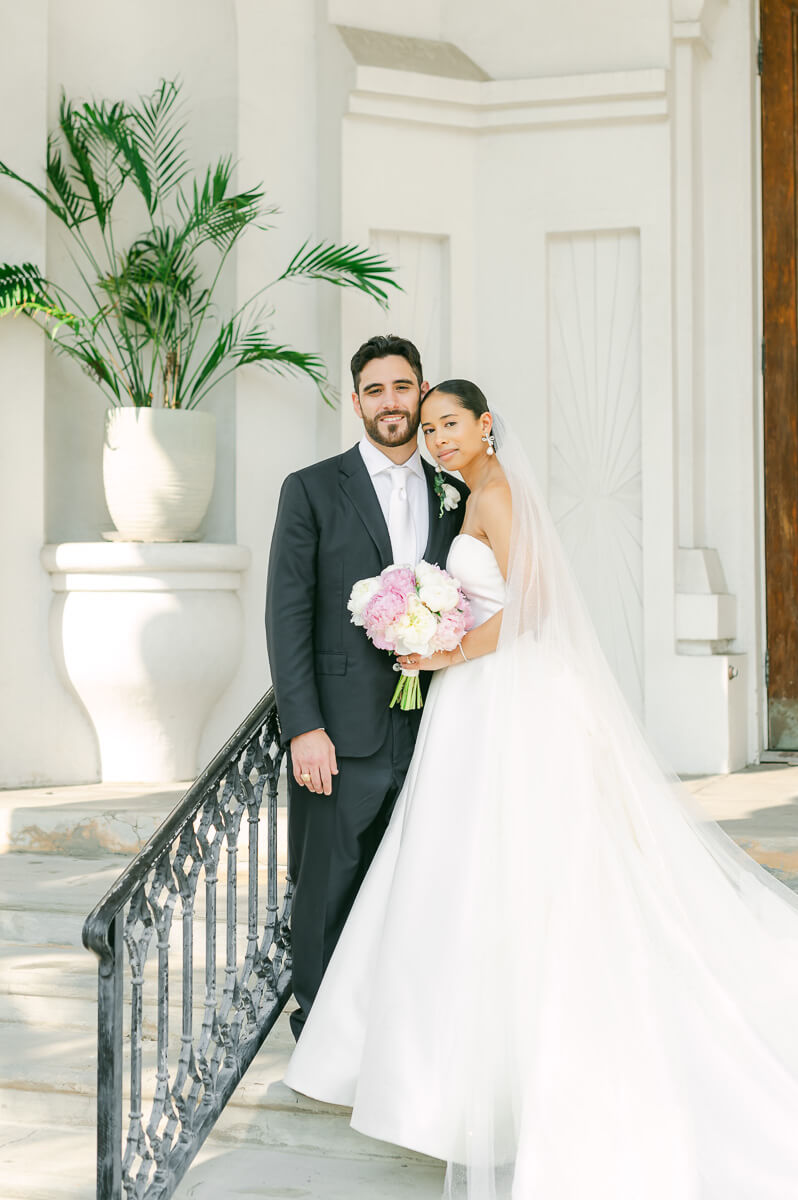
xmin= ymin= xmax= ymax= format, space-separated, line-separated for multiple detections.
xmin=265 ymin=444 xmax=467 ymax=758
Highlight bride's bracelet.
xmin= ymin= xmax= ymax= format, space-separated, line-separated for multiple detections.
xmin=458 ymin=642 xmax=469 ymax=664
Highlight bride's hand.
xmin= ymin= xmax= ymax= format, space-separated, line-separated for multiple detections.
xmin=396 ymin=651 xmax=452 ymax=672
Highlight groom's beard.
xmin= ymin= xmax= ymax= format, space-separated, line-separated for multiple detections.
xmin=363 ymin=407 xmax=421 ymax=448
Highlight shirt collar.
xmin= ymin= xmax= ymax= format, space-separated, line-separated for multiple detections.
xmin=358 ymin=435 xmax=425 ymax=480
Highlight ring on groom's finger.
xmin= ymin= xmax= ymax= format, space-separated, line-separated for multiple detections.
xmin=300 ymin=772 xmax=312 ymax=782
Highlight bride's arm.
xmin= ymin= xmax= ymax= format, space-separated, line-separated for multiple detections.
xmin=398 ymin=481 xmax=512 ymax=670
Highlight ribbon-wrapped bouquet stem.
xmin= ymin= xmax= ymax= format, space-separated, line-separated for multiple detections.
xmin=348 ymin=562 xmax=473 ymax=710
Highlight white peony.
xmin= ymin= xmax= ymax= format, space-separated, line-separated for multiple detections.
xmin=347 ymin=575 xmax=382 ymax=626
xmin=417 ymin=577 xmax=460 ymax=613
xmin=390 ymin=597 xmax=438 ymax=655
xmin=414 ymin=559 xmax=439 ymax=582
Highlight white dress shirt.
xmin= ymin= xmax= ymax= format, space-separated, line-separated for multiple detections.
xmin=358 ymin=435 xmax=429 ymax=563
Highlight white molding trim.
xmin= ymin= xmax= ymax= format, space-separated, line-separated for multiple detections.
xmin=348 ymin=66 xmax=669 ymax=131
xmin=41 ymin=542 xmax=250 ymax=592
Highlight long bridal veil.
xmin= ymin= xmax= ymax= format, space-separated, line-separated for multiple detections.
xmin=441 ymin=412 xmax=798 ymax=1200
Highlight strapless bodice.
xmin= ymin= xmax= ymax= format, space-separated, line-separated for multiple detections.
xmin=446 ymin=533 xmax=506 ymax=628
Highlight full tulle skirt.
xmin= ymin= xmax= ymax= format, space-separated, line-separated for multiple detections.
xmin=284 ymin=634 xmax=798 ymax=1199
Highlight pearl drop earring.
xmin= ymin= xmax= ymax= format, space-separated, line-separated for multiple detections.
xmin=482 ymin=431 xmax=496 ymax=456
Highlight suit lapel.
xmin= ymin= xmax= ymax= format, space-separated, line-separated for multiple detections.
xmin=422 ymin=458 xmax=460 ymax=566
xmin=339 ymin=445 xmax=393 ymax=565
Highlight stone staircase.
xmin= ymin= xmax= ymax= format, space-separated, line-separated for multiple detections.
xmin=0 ymin=785 xmax=445 ymax=1200
xmin=3 ymin=766 xmax=798 ymax=1199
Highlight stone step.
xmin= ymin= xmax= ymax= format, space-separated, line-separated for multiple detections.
xmin=0 ymin=1009 xmax=435 ymax=1172
xmin=0 ymin=945 xmax=96 ymax=1001
xmin=0 ymin=945 xmax=283 ymax=1035
xmin=0 ymin=852 xmax=290 ymax=950
xmin=174 ymin=1144 xmax=444 ymax=1200
xmin=0 ymin=855 xmax=120 ymax=947
xmin=0 ymin=783 xmax=189 ymax=858
xmin=0 ymin=1119 xmax=444 ymax=1200
xmin=0 ymin=1120 xmax=94 ymax=1200
xmin=0 ymin=777 xmax=289 ymax=859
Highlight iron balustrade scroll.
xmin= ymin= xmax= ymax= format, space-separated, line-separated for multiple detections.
xmin=82 ymin=689 xmax=293 ymax=1200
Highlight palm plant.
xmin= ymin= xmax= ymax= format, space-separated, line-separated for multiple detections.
xmin=0 ymin=79 xmax=399 ymax=408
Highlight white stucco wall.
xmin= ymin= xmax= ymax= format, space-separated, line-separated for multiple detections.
xmin=0 ymin=0 xmax=101 ymax=785
xmin=0 ymin=0 xmax=766 ymax=782
xmin=43 ymin=0 xmax=240 ymax=547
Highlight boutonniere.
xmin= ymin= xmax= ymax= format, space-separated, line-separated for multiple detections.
xmin=433 ymin=468 xmax=461 ymax=518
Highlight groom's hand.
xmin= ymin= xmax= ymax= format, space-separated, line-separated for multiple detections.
xmin=291 ymin=729 xmax=339 ymax=796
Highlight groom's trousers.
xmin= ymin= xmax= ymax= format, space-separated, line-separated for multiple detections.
xmin=287 ymin=705 xmax=418 ymax=1041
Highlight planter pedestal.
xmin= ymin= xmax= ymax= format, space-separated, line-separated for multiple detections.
xmin=41 ymin=543 xmax=251 ymax=782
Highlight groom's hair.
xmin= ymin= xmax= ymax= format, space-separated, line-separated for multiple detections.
xmin=350 ymin=334 xmax=423 ymax=393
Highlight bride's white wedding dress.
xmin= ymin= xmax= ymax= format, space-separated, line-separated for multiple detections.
xmin=284 ymin=425 xmax=798 ymax=1199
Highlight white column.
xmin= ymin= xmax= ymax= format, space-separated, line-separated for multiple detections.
xmin=657 ymin=0 xmax=746 ymax=772
xmin=0 ymin=2 xmax=100 ymax=785
xmin=672 ymin=14 xmax=707 ymax=547
xmin=202 ymin=0 xmax=322 ymax=762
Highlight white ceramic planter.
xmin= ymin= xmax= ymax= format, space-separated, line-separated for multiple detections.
xmin=103 ymin=407 xmax=216 ymax=541
xmin=42 ymin=542 xmax=250 ymax=782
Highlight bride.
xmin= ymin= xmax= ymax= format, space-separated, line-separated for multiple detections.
xmin=284 ymin=380 xmax=798 ymax=1199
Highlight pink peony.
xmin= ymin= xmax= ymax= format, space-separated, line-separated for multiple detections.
xmin=379 ymin=565 xmax=417 ymax=597
xmin=431 ymin=605 xmax=470 ymax=652
xmin=363 ymin=588 xmax=409 ymax=649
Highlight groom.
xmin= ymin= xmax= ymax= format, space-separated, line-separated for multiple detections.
xmin=266 ymin=334 xmax=467 ymax=1040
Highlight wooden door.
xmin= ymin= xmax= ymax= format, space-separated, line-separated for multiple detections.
xmin=762 ymin=0 xmax=798 ymax=749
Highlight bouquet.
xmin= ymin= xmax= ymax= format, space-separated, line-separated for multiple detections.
xmin=348 ymin=562 xmax=473 ymax=710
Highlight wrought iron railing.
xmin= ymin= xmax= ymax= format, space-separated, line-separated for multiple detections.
xmin=82 ymin=689 xmax=292 ymax=1200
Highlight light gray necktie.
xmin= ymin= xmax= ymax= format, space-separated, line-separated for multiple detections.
xmin=387 ymin=465 xmax=417 ymax=566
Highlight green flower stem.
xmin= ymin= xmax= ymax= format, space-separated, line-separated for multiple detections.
xmin=389 ymin=670 xmax=423 ymax=711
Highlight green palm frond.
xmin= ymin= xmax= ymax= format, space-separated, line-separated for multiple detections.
xmin=104 ymin=228 xmax=199 ymax=303
xmin=100 ymin=226 xmax=207 ymax=346
xmin=278 ymin=240 xmax=402 ymax=309
xmin=58 ymin=95 xmax=111 ymax=229
xmin=128 ymin=79 xmax=189 ymax=205
xmin=0 ymin=262 xmax=82 ymax=333
xmin=0 ymin=159 xmax=73 ymax=227
xmin=235 ymin=329 xmax=330 ymax=393
xmin=184 ymin=317 xmax=334 ymax=408
xmin=75 ymin=102 xmax=132 ymax=213
xmin=176 ymin=157 xmax=272 ymax=251
xmin=79 ymin=96 xmax=154 ymax=213
xmin=0 ymin=261 xmax=121 ymax=396
xmin=45 ymin=136 xmax=90 ymax=227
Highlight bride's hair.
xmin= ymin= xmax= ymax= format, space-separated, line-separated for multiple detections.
xmin=422 ymin=378 xmax=497 ymax=445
